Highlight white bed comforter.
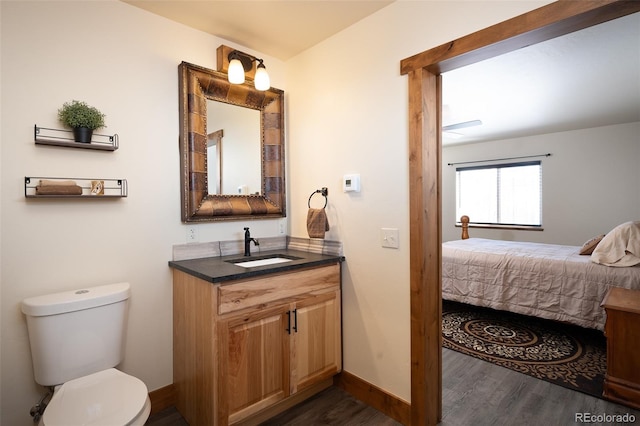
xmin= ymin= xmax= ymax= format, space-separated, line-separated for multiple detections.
xmin=442 ymin=238 xmax=640 ymax=330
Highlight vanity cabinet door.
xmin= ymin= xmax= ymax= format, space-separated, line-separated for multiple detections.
xmin=290 ymin=288 xmax=342 ymax=393
xmin=220 ymin=305 xmax=290 ymax=425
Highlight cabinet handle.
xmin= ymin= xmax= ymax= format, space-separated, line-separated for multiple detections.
xmin=293 ymin=308 xmax=298 ymax=333
xmin=286 ymin=310 xmax=291 ymax=334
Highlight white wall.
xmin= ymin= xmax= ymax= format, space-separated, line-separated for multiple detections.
xmin=0 ymin=2 xmax=286 ymax=425
xmin=286 ymin=0 xmax=551 ymax=402
xmin=442 ymin=122 xmax=640 ymax=244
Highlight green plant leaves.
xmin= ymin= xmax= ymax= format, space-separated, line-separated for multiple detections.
xmin=58 ymin=100 xmax=106 ymax=130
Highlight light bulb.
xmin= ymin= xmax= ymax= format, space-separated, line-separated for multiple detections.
xmin=228 ymin=58 xmax=245 ymax=84
xmin=254 ymin=64 xmax=270 ymax=91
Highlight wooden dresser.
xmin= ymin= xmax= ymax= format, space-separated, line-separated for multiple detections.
xmin=602 ymin=287 xmax=640 ymax=409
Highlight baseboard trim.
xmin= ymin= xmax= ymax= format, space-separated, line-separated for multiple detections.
xmin=334 ymin=371 xmax=411 ymax=426
xmin=148 ymin=375 xmax=411 ymax=424
xmin=149 ymin=384 xmax=176 ymax=415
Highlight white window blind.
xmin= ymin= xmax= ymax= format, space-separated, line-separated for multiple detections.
xmin=456 ymin=161 xmax=542 ymax=226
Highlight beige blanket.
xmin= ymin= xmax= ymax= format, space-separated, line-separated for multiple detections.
xmin=442 ymin=238 xmax=640 ymax=330
xmin=591 ymin=221 xmax=640 ymax=267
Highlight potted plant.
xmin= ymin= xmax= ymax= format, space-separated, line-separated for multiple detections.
xmin=57 ymin=100 xmax=106 ymax=143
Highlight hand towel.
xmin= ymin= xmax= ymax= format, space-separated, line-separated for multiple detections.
xmin=38 ymin=179 xmax=79 ymax=187
xmin=307 ymin=208 xmax=329 ymax=239
xmin=36 ymin=185 xmax=83 ymax=195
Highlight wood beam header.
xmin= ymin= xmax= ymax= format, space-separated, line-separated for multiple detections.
xmin=400 ymin=0 xmax=640 ymax=76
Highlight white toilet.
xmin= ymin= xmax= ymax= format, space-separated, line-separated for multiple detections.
xmin=22 ymin=282 xmax=151 ymax=426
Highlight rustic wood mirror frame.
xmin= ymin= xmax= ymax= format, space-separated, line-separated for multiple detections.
xmin=178 ymin=61 xmax=285 ymax=222
xmin=399 ymin=1 xmax=640 ymax=425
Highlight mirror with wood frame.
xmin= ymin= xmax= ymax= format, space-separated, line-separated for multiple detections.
xmin=178 ymin=61 xmax=285 ymax=222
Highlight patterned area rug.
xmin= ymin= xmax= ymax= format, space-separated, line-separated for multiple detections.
xmin=442 ymin=300 xmax=607 ymax=398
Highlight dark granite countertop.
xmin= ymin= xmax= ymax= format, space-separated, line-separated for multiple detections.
xmin=168 ymin=249 xmax=344 ymax=284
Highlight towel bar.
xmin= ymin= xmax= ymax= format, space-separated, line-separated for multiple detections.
xmin=308 ymin=187 xmax=328 ymax=209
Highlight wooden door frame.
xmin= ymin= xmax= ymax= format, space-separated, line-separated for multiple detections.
xmin=400 ymin=1 xmax=640 ymax=424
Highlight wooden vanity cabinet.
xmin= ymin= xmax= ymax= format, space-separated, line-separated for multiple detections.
xmin=173 ymin=263 xmax=342 ymax=426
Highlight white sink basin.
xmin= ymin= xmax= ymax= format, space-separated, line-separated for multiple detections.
xmin=233 ymin=257 xmax=294 ymax=268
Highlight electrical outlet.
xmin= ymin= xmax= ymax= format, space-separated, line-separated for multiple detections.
xmin=186 ymin=227 xmax=198 ymax=242
xmin=279 ymin=219 xmax=286 ymax=234
xmin=381 ymin=228 xmax=399 ymax=249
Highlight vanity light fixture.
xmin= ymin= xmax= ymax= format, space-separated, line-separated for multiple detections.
xmin=227 ymin=50 xmax=271 ymax=91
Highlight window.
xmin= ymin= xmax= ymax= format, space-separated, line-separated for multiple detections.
xmin=456 ymin=161 xmax=541 ymax=227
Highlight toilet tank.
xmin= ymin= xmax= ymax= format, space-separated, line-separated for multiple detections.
xmin=21 ymin=282 xmax=131 ymax=386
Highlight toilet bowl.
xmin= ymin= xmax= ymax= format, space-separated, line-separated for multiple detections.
xmin=41 ymin=368 xmax=151 ymax=426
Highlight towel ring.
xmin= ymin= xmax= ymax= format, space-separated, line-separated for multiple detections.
xmin=308 ymin=187 xmax=328 ymax=209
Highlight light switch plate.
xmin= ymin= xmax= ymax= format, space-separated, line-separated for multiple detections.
xmin=381 ymin=228 xmax=399 ymax=249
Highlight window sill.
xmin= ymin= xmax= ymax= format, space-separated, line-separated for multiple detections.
xmin=455 ymin=223 xmax=543 ymax=232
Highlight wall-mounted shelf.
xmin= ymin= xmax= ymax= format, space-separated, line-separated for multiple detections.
xmin=25 ymin=177 xmax=128 ymax=198
xmin=34 ymin=125 xmax=119 ymax=151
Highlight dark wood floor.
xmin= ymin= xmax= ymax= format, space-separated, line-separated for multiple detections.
xmin=146 ymin=348 xmax=640 ymax=425
xmin=145 ymin=386 xmax=398 ymax=426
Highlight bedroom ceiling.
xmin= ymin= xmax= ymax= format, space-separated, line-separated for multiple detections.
xmin=442 ymin=11 xmax=640 ymax=145
xmin=122 ymin=1 xmax=639 ymax=145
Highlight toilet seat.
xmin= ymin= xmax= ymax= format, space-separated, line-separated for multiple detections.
xmin=42 ymin=368 xmax=150 ymax=426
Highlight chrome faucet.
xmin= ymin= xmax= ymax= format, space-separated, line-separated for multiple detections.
xmin=244 ymin=227 xmax=259 ymax=256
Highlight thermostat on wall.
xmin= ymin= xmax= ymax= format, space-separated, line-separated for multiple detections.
xmin=343 ymin=174 xmax=360 ymax=192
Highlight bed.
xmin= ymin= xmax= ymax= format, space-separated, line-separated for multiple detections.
xmin=442 ymin=218 xmax=640 ymax=330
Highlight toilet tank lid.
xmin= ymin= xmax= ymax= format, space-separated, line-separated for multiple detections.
xmin=22 ymin=282 xmax=131 ymax=317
